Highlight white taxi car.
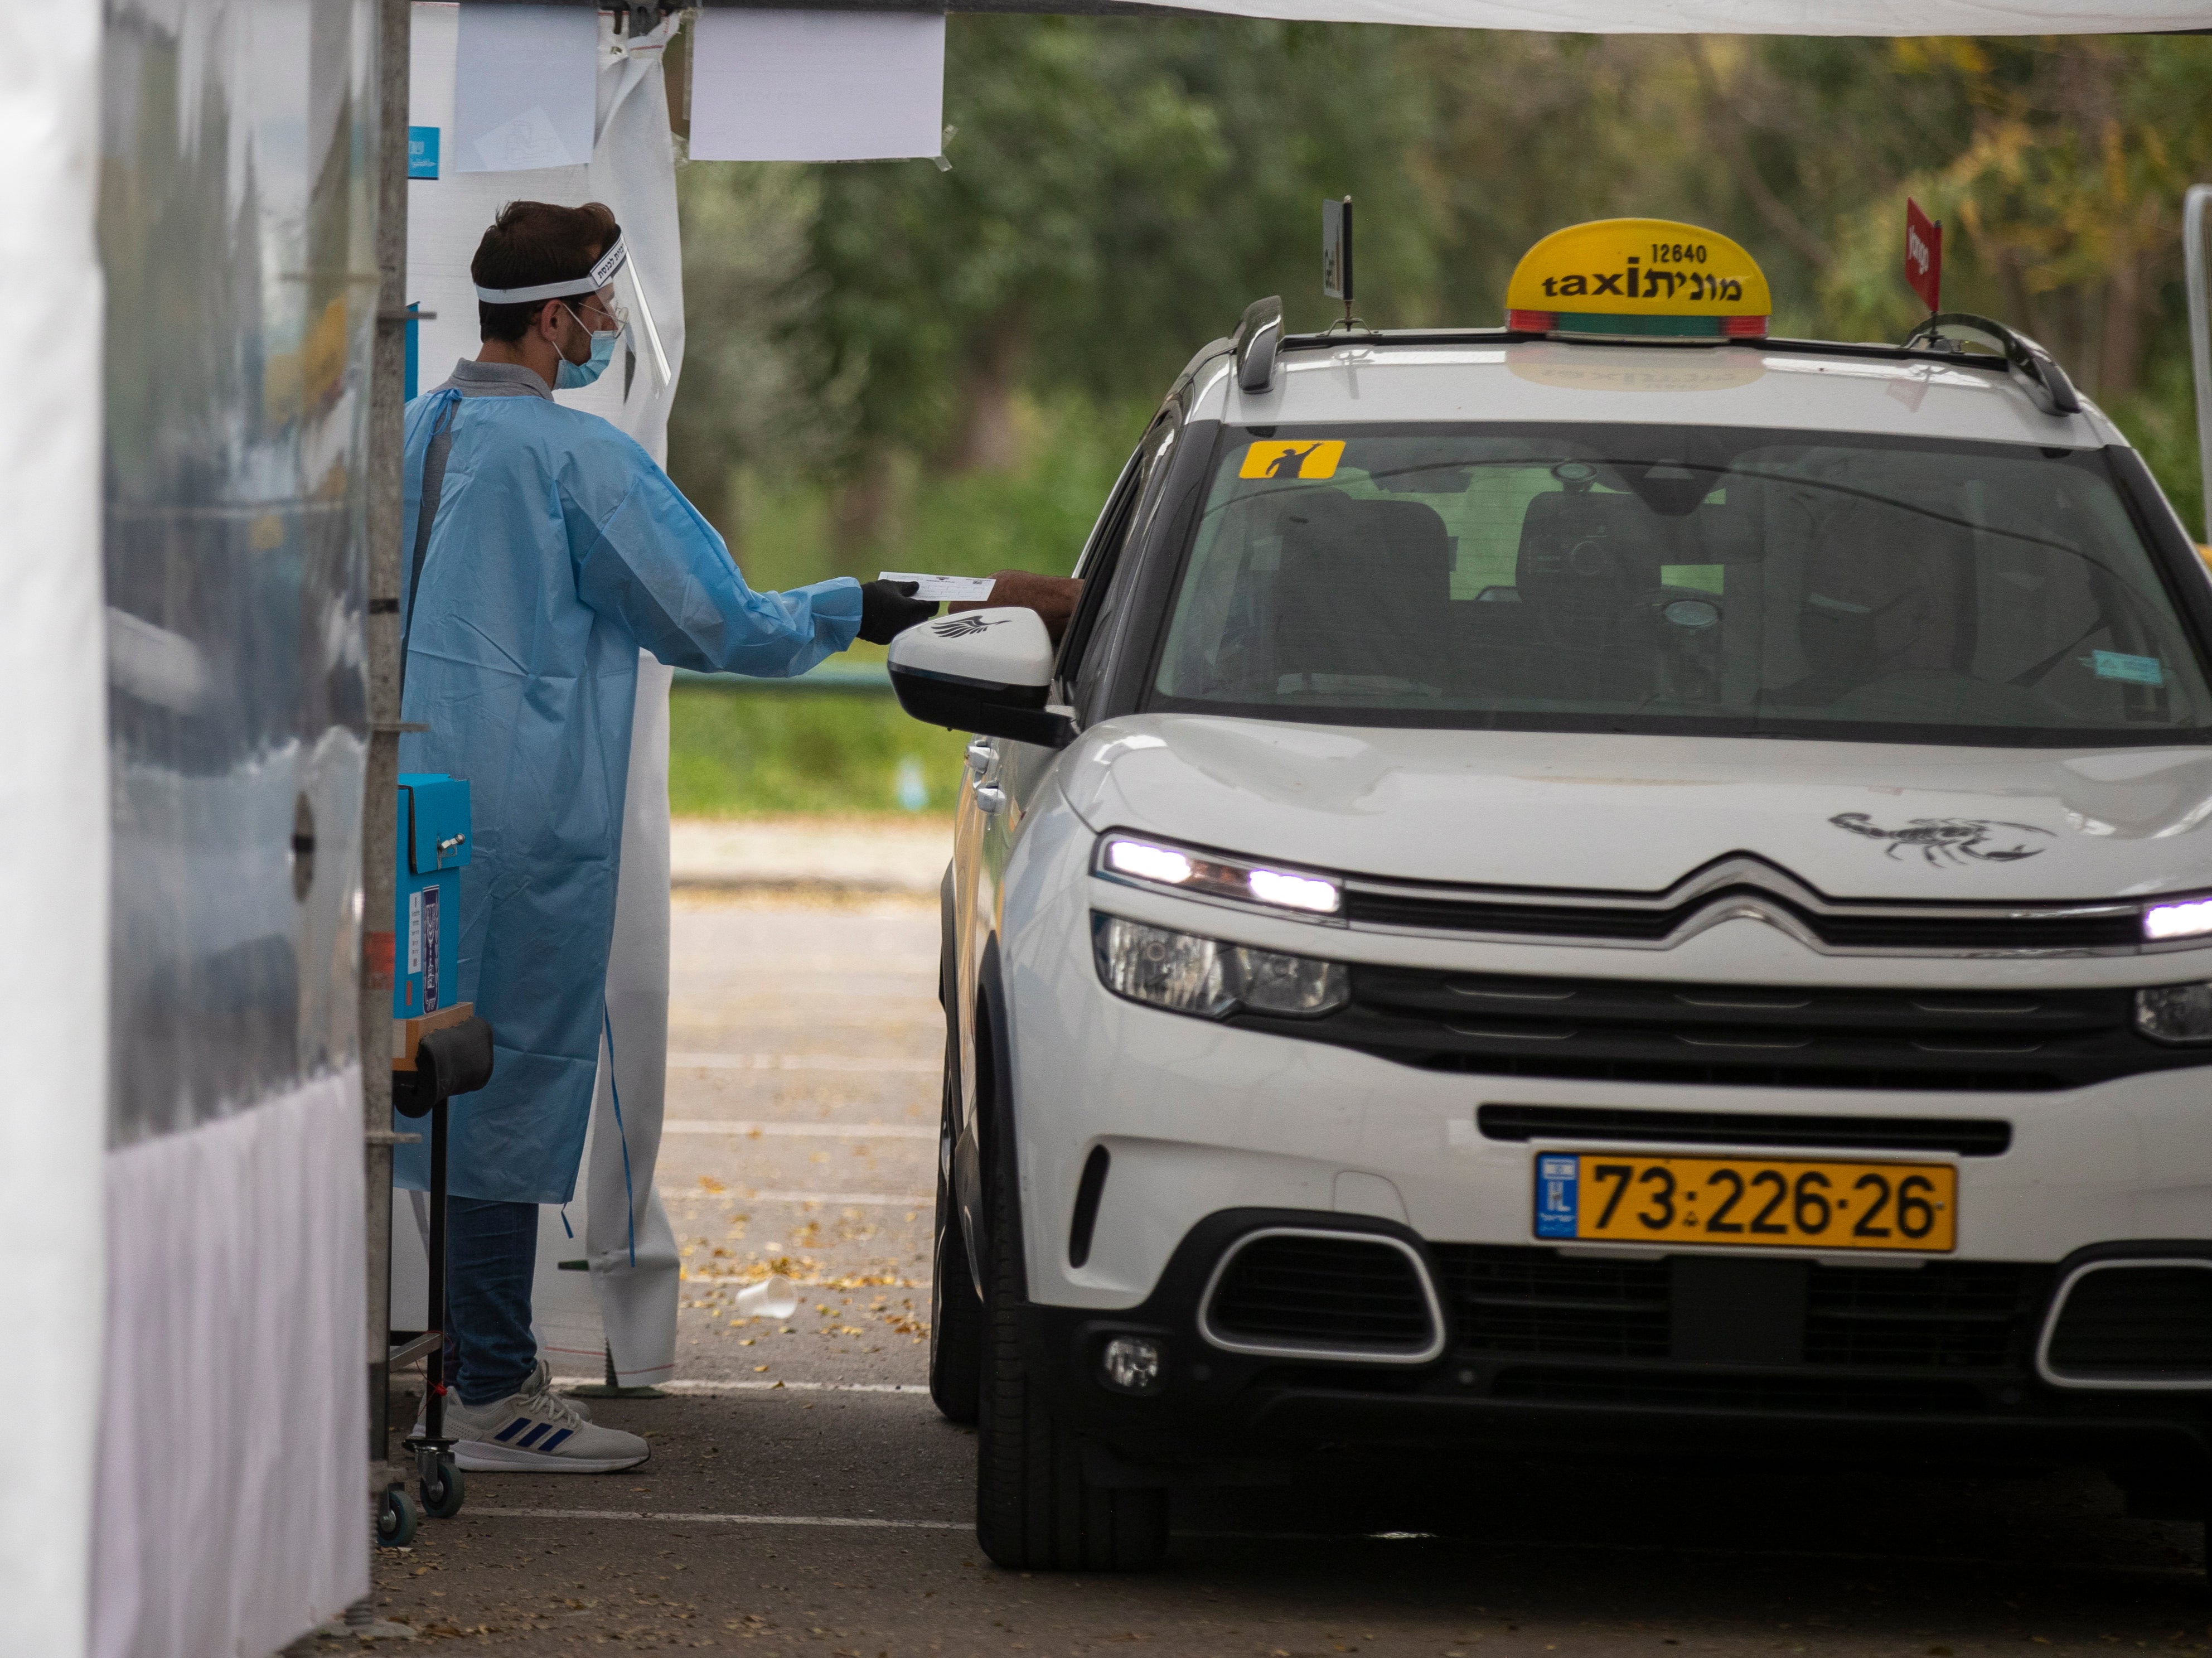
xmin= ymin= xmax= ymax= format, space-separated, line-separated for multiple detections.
xmin=889 ymin=219 xmax=2212 ymax=1572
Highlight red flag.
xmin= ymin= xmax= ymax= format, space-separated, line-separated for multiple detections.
xmin=1905 ymin=198 xmax=1943 ymax=314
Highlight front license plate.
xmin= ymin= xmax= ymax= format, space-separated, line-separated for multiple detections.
xmin=1532 ymin=1151 xmax=1956 ymax=1254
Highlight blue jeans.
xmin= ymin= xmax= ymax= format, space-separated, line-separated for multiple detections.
xmin=442 ymin=1197 xmax=540 ymax=1407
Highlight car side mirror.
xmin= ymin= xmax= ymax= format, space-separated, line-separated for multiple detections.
xmin=887 ymin=608 xmax=1078 ymax=749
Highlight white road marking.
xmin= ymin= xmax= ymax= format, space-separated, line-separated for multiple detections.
xmin=662 ymin=1119 xmax=933 ymax=1139
xmin=476 ymin=1509 xmax=965 ymax=1530
xmin=663 ymin=1188 xmax=931 ymax=1207
xmin=432 ymin=1510 xmax=2194 ymax=1578
xmin=554 ymin=1377 xmax=932 ymax=1395
xmin=667 ymin=1052 xmax=935 ymax=1074
xmin=680 ymin=1275 xmax=931 ymax=1288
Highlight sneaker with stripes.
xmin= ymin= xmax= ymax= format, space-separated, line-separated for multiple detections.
xmin=446 ymin=1360 xmax=648 ymax=1473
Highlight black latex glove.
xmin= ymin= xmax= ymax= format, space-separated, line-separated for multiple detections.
xmin=856 ymin=578 xmax=938 ymax=645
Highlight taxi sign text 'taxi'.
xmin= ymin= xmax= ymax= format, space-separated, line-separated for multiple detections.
xmin=1507 ymin=218 xmax=1771 ymax=339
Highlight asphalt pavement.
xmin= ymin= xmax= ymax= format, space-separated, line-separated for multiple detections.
xmin=346 ymin=882 xmax=2209 ymax=1655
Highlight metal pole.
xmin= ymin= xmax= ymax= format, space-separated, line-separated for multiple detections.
xmin=364 ymin=0 xmax=410 ymax=1486
xmin=2184 ymin=185 xmax=2212 ymax=547
xmin=424 ymin=1100 xmax=448 ymax=1447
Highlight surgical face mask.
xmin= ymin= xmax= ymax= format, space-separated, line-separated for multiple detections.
xmin=555 ymin=305 xmax=621 ymax=389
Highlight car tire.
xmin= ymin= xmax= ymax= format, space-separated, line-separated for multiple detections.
xmin=973 ymin=1135 xmax=1168 ymax=1571
xmin=929 ymin=1029 xmax=983 ymax=1424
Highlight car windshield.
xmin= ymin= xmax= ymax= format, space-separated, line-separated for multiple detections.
xmin=1149 ymin=422 xmax=2212 ymax=745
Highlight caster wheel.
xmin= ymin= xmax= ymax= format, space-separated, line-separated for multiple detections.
xmin=420 ymin=1455 xmax=466 ymax=1520
xmin=376 ymin=1483 xmax=419 ymax=1548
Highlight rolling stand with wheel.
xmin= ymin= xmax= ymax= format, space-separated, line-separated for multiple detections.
xmin=381 ymin=773 xmax=495 ymax=1539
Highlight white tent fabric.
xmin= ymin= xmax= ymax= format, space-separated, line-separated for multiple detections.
xmin=94 ymin=1071 xmax=366 ymax=1658
xmin=402 ymin=1 xmax=686 ymax=1388
xmin=0 ymin=8 xmax=106 ymax=1654
xmin=1148 ymin=0 xmax=2208 ymax=30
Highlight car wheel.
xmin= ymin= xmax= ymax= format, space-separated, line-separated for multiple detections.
xmin=928 ymin=1028 xmax=983 ymax=1424
xmin=973 ymin=1132 xmax=1168 ymax=1570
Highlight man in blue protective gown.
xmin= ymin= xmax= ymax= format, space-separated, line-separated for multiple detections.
xmin=395 ymin=201 xmax=935 ymax=1472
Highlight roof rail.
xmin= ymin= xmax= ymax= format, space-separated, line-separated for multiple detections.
xmin=1234 ymin=296 xmax=1283 ymax=394
xmin=1901 ymin=312 xmax=2082 ymax=417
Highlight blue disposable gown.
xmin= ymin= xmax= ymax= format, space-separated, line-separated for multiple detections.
xmin=393 ymin=361 xmax=860 ymax=1203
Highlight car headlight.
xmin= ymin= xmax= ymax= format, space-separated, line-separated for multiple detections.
xmin=1095 ymin=832 xmax=1343 ymax=917
xmin=2143 ymin=897 xmax=2212 ymax=943
xmin=2135 ymin=983 xmax=2212 ymax=1043
xmin=1091 ymin=914 xmax=1349 ymax=1020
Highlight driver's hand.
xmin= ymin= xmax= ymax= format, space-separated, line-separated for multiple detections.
xmin=951 ymin=571 xmax=1083 ymax=643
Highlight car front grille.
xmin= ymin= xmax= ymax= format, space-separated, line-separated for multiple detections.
xmin=2045 ymin=1264 xmax=2212 ymax=1381
xmin=1206 ymin=1233 xmax=1436 ymax=1353
xmin=1435 ymin=1245 xmax=2046 ymax=1389
xmin=1441 ymin=1246 xmax=1671 ymax=1359
xmin=1227 ymin=965 xmax=2203 ymax=1093
xmin=1340 ymin=861 xmax=2142 ymax=955
xmin=1475 ymin=1103 xmax=2011 ymax=1157
xmin=1805 ymin=1259 xmax=2047 ymax=1368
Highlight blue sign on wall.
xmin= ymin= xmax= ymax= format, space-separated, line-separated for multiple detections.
xmin=408 ymin=126 xmax=440 ymax=179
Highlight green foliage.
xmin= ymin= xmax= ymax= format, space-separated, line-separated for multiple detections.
xmin=798 ymin=17 xmax=1446 ymax=461
xmin=669 ymin=685 xmax=969 ymax=818
xmin=720 ymin=393 xmax=1143 ymax=594
xmin=663 ymin=21 xmax=2212 ymax=821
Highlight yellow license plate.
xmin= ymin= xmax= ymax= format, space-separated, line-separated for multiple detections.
xmin=1532 ymin=1151 xmax=1956 ymax=1253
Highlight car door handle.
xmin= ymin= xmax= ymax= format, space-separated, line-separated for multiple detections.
xmin=964 ymin=739 xmax=994 ymax=777
xmin=974 ymin=784 xmax=1008 ymax=815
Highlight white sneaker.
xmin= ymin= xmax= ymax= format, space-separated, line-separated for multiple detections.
xmin=412 ymin=1372 xmax=589 ymax=1437
xmin=444 ymin=1361 xmax=647 ymax=1473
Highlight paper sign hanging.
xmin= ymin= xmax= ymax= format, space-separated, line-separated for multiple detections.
xmin=453 ymin=3 xmax=597 ymax=173
xmin=1905 ymin=197 xmax=1943 ymax=314
xmin=1323 ymin=197 xmax=1354 ymax=304
xmin=689 ymin=9 xmax=946 ymax=163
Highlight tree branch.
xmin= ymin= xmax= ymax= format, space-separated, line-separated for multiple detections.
xmin=1682 ymin=41 xmax=1833 ymax=273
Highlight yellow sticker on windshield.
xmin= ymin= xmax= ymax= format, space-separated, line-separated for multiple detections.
xmin=1240 ymin=439 xmax=1345 ymax=481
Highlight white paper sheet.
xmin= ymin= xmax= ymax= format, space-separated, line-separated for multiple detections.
xmin=454 ymin=2 xmax=598 ymax=173
xmin=690 ymin=9 xmax=945 ymax=163
xmin=880 ymin=572 xmax=998 ymax=602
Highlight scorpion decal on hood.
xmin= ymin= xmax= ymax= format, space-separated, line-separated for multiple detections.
xmin=1828 ymin=813 xmax=2054 ymax=866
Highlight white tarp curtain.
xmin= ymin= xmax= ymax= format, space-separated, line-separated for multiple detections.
xmin=0 ymin=7 xmax=106 ymax=1654
xmin=401 ymin=0 xmax=686 ymax=1388
xmin=1113 ymin=0 xmax=2207 ymax=30
xmin=95 ymin=1070 xmax=367 ymax=1658
xmin=88 ymin=0 xmax=379 ymax=1648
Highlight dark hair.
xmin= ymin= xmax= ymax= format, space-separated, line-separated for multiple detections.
xmin=472 ymin=200 xmax=621 ymax=343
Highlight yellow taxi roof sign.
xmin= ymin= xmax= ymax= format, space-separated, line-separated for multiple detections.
xmin=1506 ymin=219 xmax=1771 ymax=340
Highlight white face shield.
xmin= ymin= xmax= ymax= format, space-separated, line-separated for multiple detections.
xmin=472 ymin=235 xmax=630 ymax=306
xmin=472 ymin=231 xmax=671 ymax=390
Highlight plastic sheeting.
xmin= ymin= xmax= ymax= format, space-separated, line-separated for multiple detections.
xmin=102 ymin=0 xmax=374 ymax=1147
xmin=0 ymin=6 xmax=107 ymax=1653
xmin=1150 ymin=0 xmax=2210 ymax=30
xmin=91 ymin=0 xmax=379 ymax=1650
xmin=401 ymin=1 xmax=686 ymax=1387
